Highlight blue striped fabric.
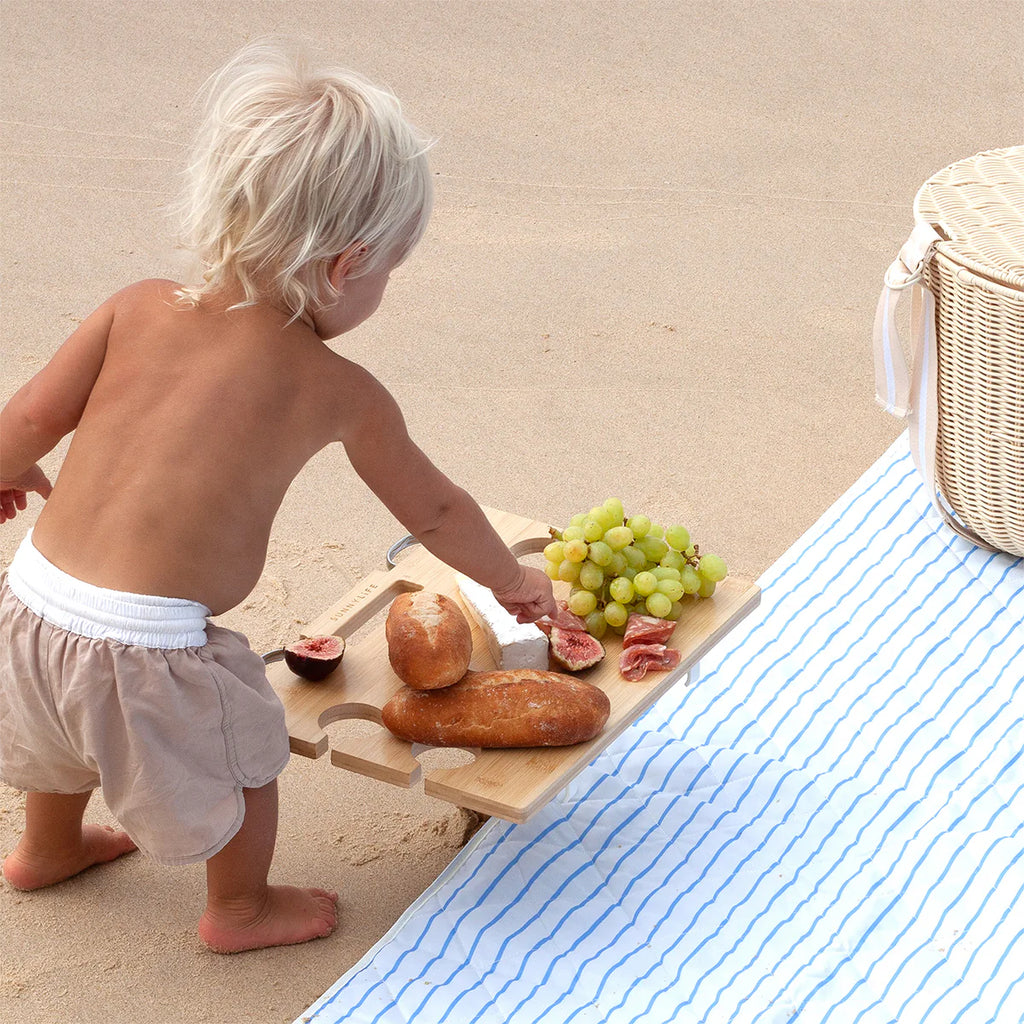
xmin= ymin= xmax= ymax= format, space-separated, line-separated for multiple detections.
xmin=297 ymin=438 xmax=1024 ymax=1024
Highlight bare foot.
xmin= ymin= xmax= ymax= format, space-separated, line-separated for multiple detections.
xmin=198 ymin=885 xmax=339 ymax=954
xmin=2 ymin=824 xmax=137 ymax=891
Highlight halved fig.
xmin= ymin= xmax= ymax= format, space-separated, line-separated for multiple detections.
xmin=284 ymin=634 xmax=345 ymax=681
xmin=549 ymin=625 xmax=605 ymax=672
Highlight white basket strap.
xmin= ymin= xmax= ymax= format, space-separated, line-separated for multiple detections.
xmin=873 ymin=223 xmax=1001 ymax=551
xmin=873 ymin=222 xmax=943 ymax=416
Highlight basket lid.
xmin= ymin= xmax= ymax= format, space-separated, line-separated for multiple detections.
xmin=913 ymin=145 xmax=1024 ymax=291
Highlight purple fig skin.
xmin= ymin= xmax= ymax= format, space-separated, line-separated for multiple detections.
xmin=549 ymin=626 xmax=605 ymax=672
xmin=284 ymin=635 xmax=345 ymax=681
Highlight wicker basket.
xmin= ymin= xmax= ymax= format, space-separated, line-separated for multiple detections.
xmin=876 ymin=146 xmax=1024 ymax=556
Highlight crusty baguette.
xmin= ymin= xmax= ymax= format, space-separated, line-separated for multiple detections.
xmin=381 ymin=668 xmax=611 ymax=748
xmin=385 ymin=591 xmax=474 ymax=690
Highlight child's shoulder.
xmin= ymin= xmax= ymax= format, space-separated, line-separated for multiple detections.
xmin=109 ymin=278 xmax=181 ymax=307
xmin=87 ymin=279 xmax=182 ymax=323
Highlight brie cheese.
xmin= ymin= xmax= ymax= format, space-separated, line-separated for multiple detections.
xmin=456 ymin=574 xmax=549 ymax=670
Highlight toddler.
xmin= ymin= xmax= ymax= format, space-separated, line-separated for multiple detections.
xmin=0 ymin=41 xmax=555 ymax=954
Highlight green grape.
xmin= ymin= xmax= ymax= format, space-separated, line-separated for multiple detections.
xmin=666 ymin=600 xmax=684 ymax=621
xmin=633 ymin=570 xmax=658 ymax=597
xmin=579 ymin=560 xmax=604 ymax=591
xmin=699 ymin=553 xmax=728 ymax=583
xmin=697 ymin=576 xmax=717 ymax=598
xmin=583 ymin=517 xmax=605 ymax=542
xmin=543 ymin=540 xmax=565 ymax=563
xmin=603 ymin=601 xmax=629 ymax=628
xmin=665 ymin=524 xmax=691 ymax=551
xmin=584 ymin=610 xmax=608 ymax=640
xmin=648 ymin=523 xmax=664 ymax=538
xmin=609 ymin=576 xmax=635 ymax=604
xmin=563 ymin=538 xmax=589 ymax=563
xmin=544 ymin=559 xmax=561 ymax=581
xmin=589 ymin=506 xmax=615 ymax=531
xmin=562 ymin=525 xmax=585 ymax=542
xmin=568 ymin=588 xmax=598 ymax=617
xmin=623 ymin=544 xmax=647 ymax=570
xmin=684 ymin=544 xmax=696 ymax=558
xmin=652 ymin=566 xmax=681 ymax=581
xmin=637 ymin=536 xmax=669 ymax=562
xmin=645 ymin=592 xmax=673 ymax=618
xmin=660 ymin=549 xmax=685 ymax=571
xmin=608 ymin=620 xmax=628 ymax=636
xmin=604 ymin=525 xmax=634 ymax=551
xmin=680 ymin=565 xmax=701 ymax=594
xmin=607 ymin=551 xmax=628 ymax=576
xmin=569 ymin=513 xmax=586 ymax=528
xmin=557 ymin=559 xmax=581 ymax=583
xmin=622 ymin=566 xmax=637 ymax=581
xmin=656 ymin=578 xmax=684 ymax=603
xmin=587 ymin=540 xmax=613 ymax=567
xmin=626 ymin=514 xmax=651 ymax=539
xmin=603 ymin=497 xmax=625 ymax=522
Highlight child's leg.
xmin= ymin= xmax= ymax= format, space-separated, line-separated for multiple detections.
xmin=2 ymin=790 xmax=136 ymax=890
xmin=198 ymin=780 xmax=337 ymax=954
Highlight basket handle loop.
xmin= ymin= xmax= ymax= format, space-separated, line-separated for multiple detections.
xmin=873 ymin=223 xmax=1001 ymax=551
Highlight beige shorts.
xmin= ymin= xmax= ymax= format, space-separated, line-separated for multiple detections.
xmin=0 ymin=534 xmax=290 ymax=865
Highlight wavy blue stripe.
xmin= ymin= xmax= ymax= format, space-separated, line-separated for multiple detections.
xmin=667 ymin=492 xmax=928 ymax=811
xmin=446 ymin=743 xmax=703 ymax=1024
xmin=655 ymin=460 xmax=918 ymax=742
xmin=369 ymin=725 xmax=676 ymax=1022
xmin=468 ymin=528 xmax=1011 ymax=1024
xmin=755 ymin=635 xmax=1024 ymax=1022
xmin=718 ymin=634 xmax=1024 ymax=1024
xmin=673 ymin=469 xmax=920 ymax=748
xmin=848 ymin=801 xmax=1024 ymax=1024
xmin=503 ymin=540 xmax=999 ymax=1019
xmin=720 ymin=747 xmax=1024 ymax=1024
xmin=738 ymin=597 xmax=1023 ymax=1024
xmin=753 ymin=585 xmax=1023 ymax=1013
xmin=583 ymin=567 xmax=1021 ymax=1024
xmin=327 ymin=710 xmax=676 ymax=1021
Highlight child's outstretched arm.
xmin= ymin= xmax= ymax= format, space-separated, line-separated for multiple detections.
xmin=338 ymin=371 xmax=556 ymax=622
xmin=0 ymin=294 xmax=114 ymax=523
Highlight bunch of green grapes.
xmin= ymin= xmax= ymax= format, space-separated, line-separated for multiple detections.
xmin=543 ymin=496 xmax=727 ymax=639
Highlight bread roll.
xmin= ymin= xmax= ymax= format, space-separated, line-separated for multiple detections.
xmin=385 ymin=591 xmax=473 ymax=690
xmin=381 ymin=669 xmax=611 ymax=748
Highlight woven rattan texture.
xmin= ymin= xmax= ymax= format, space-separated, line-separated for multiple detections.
xmin=916 ymin=147 xmax=1024 ymax=556
xmin=915 ymin=146 xmax=1024 ymax=290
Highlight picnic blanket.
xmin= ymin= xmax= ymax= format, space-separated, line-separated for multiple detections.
xmin=296 ymin=436 xmax=1024 ymax=1024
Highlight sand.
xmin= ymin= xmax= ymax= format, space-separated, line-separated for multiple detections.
xmin=1 ymin=1 xmax=1020 ymax=1021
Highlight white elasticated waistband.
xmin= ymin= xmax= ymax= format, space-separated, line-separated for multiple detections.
xmin=6 ymin=532 xmax=211 ymax=649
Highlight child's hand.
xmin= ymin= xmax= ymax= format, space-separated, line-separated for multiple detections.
xmin=492 ymin=565 xmax=558 ymax=624
xmin=0 ymin=465 xmax=53 ymax=523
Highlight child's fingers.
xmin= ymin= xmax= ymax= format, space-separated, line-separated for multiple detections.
xmin=0 ymin=493 xmax=17 ymax=522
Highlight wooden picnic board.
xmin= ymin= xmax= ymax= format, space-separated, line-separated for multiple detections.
xmin=265 ymin=506 xmax=760 ymax=823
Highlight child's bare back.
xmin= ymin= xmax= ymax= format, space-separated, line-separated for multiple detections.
xmin=31 ymin=278 xmax=378 ymax=614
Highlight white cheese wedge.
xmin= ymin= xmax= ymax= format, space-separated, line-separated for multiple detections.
xmin=456 ymin=574 xmax=549 ymax=670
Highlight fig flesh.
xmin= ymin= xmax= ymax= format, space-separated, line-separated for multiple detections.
xmin=549 ymin=625 xmax=605 ymax=672
xmin=284 ymin=635 xmax=345 ymax=681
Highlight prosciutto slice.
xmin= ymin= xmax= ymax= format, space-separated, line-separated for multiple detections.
xmin=537 ymin=601 xmax=589 ymax=636
xmin=618 ymin=643 xmax=682 ymax=682
xmin=622 ymin=614 xmax=677 ymax=649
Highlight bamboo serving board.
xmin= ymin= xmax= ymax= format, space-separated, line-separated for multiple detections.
xmin=265 ymin=507 xmax=760 ymax=823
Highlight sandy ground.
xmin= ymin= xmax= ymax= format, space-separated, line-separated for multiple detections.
xmin=1 ymin=1 xmax=1020 ymax=1021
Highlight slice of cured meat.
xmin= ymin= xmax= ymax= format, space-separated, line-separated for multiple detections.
xmin=622 ymin=614 xmax=677 ymax=649
xmin=537 ymin=601 xmax=589 ymax=636
xmin=619 ymin=643 xmax=682 ymax=682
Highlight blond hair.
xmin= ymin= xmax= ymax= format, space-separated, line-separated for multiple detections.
xmin=173 ymin=40 xmax=433 ymax=321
